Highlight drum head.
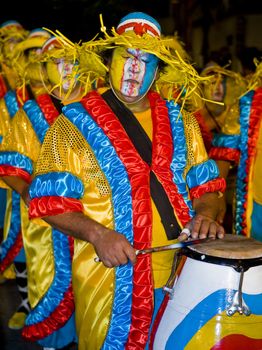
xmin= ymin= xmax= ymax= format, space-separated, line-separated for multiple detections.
xmin=188 ymin=234 xmax=262 ymax=259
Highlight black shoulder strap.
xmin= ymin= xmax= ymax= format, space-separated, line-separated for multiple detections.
xmin=50 ymin=95 xmax=63 ymax=114
xmin=102 ymin=89 xmax=181 ymax=240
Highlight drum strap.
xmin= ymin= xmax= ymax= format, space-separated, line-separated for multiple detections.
xmin=102 ymin=89 xmax=181 ymax=240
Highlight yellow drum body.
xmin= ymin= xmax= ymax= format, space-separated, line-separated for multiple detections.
xmin=153 ymin=235 xmax=262 ymax=350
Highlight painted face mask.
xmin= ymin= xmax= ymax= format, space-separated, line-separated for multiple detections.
xmin=46 ymin=58 xmax=78 ymax=92
xmin=109 ymin=47 xmax=159 ymax=103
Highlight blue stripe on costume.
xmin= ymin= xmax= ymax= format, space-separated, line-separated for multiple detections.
xmin=4 ymin=90 xmax=20 ymax=117
xmin=167 ymin=100 xmax=195 ymax=217
xmin=235 ymin=91 xmax=254 ymax=235
xmin=0 ymin=151 xmax=33 ymax=174
xmin=23 ymin=100 xmax=50 ymax=144
xmin=63 ymin=102 xmax=134 ymax=349
xmin=165 ymin=289 xmax=262 ymax=350
xmin=29 ymin=172 xmax=84 ymax=199
xmin=186 ymin=159 xmax=220 ymax=188
xmin=0 ymin=191 xmax=22 ymax=262
xmin=212 ymin=133 xmax=240 ymax=148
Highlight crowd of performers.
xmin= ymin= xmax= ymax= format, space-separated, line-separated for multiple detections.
xmin=0 ymin=10 xmax=261 ymax=350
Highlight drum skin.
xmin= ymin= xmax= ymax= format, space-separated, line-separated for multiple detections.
xmin=153 ymin=235 xmax=262 ymax=350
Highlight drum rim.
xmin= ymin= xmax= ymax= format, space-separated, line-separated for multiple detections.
xmin=181 ymin=248 xmax=262 ymax=272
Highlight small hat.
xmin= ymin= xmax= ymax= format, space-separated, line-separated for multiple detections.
xmin=116 ymin=12 xmax=161 ymax=37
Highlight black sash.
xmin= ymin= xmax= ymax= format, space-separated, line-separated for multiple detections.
xmin=102 ymin=90 xmax=181 ymax=240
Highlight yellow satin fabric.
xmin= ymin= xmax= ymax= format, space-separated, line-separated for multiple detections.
xmin=1 ymin=108 xmax=41 ymax=163
xmin=35 ymin=115 xmax=115 ymax=348
xmin=21 ymin=199 xmax=55 ymax=308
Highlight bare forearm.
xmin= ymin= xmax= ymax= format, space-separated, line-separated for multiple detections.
xmin=193 ymin=192 xmax=221 ymax=219
xmin=42 ymin=211 xmax=110 ymax=244
xmin=2 ymin=175 xmax=30 ymax=206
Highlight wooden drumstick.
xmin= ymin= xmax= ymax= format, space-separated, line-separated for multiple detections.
xmin=94 ymin=237 xmax=212 ymax=262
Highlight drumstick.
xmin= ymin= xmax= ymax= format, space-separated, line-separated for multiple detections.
xmin=136 ymin=237 xmax=212 ymax=255
xmin=94 ymin=237 xmax=212 ymax=262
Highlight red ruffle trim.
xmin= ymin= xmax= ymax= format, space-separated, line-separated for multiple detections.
xmin=0 ymin=165 xmax=32 ymax=184
xmin=190 ymin=178 xmax=226 ymax=199
xmin=36 ymin=94 xmax=60 ymax=126
xmin=82 ymin=91 xmax=153 ymax=350
xmin=29 ymin=196 xmax=83 ymax=219
xmin=0 ymin=232 xmax=23 ymax=273
xmin=209 ymin=147 xmax=240 ymax=163
xmin=0 ymin=76 xmax=7 ymax=99
xmin=22 ymin=284 xmax=75 ymax=341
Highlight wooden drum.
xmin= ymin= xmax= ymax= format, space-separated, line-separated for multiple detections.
xmin=152 ymin=234 xmax=262 ymax=350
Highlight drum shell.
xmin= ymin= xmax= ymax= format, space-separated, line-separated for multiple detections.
xmin=153 ymin=251 xmax=262 ymax=350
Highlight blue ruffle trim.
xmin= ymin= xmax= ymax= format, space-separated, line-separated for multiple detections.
xmin=0 ymin=151 xmax=33 ymax=174
xmin=4 ymin=90 xmax=19 ymax=118
xmin=23 ymin=99 xmax=50 ymax=144
xmin=212 ymin=133 xmax=240 ymax=149
xmin=29 ymin=172 xmax=84 ymax=199
xmin=25 ymin=228 xmax=72 ymax=324
xmin=167 ymin=100 xmax=195 ymax=217
xmin=63 ymin=102 xmax=134 ymax=349
xmin=0 ymin=191 xmax=21 ymax=261
xmin=186 ymin=159 xmax=220 ymax=188
xmin=235 ymin=91 xmax=254 ymax=234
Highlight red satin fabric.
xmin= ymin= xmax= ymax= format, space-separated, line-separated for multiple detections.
xmin=190 ymin=178 xmax=226 ymax=199
xmin=36 ymin=94 xmax=60 ymax=125
xmin=0 ymin=165 xmax=32 ymax=184
xmin=22 ymin=284 xmax=75 ymax=341
xmin=29 ymin=196 xmax=83 ymax=219
xmin=0 ymin=76 xmax=8 ymax=98
xmin=0 ymin=232 xmax=23 ymax=273
xmin=209 ymin=147 xmax=240 ymax=163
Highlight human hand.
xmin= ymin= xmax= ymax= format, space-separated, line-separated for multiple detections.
xmin=92 ymin=228 xmax=137 ymax=268
xmin=178 ymin=214 xmax=225 ymax=242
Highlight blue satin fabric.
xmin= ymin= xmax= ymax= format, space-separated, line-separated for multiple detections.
xmin=4 ymin=90 xmax=19 ymax=117
xmin=212 ymin=133 xmax=240 ymax=148
xmin=62 ymin=102 xmax=134 ymax=349
xmin=167 ymin=100 xmax=195 ymax=218
xmin=0 ymin=151 xmax=33 ymax=174
xmin=0 ymin=191 xmax=22 ymax=261
xmin=23 ymin=99 xmax=50 ymax=143
xmin=25 ymin=228 xmax=73 ymax=325
xmin=251 ymin=200 xmax=262 ymax=241
xmin=29 ymin=172 xmax=84 ymax=199
xmin=186 ymin=159 xmax=219 ymax=188
xmin=235 ymin=91 xmax=254 ymax=235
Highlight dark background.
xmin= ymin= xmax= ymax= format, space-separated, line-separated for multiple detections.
xmin=1 ymin=0 xmax=262 ymax=69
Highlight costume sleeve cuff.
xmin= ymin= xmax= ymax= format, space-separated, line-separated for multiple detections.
xmin=0 ymin=165 xmax=32 ymax=184
xmin=190 ymin=178 xmax=226 ymax=199
xmin=209 ymin=147 xmax=240 ymax=163
xmin=29 ymin=196 xmax=84 ymax=219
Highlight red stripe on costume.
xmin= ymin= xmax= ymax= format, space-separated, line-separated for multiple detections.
xmin=211 ymin=334 xmax=262 ymax=350
xmin=0 ymin=232 xmax=23 ymax=273
xmin=148 ymin=92 xmax=191 ymax=227
xmin=209 ymin=147 xmax=240 ymax=163
xmin=241 ymin=87 xmax=262 ymax=235
xmin=81 ymin=91 xmax=153 ymax=349
xmin=29 ymin=196 xmax=83 ymax=219
xmin=36 ymin=94 xmax=60 ymax=125
xmin=0 ymin=165 xmax=32 ymax=184
xmin=0 ymin=76 xmax=8 ymax=98
xmin=190 ymin=178 xmax=226 ymax=199
xmin=22 ymin=284 xmax=75 ymax=341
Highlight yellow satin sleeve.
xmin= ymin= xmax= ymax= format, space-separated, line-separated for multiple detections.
xmin=0 ymin=97 xmax=13 ymax=142
xmin=0 ymin=108 xmax=41 ymax=163
xmin=34 ymin=114 xmax=115 ymax=347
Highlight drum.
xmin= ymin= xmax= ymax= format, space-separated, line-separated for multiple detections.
xmin=152 ymin=234 xmax=262 ymax=350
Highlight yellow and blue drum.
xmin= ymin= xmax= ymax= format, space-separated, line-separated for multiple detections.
xmin=153 ymin=234 xmax=262 ymax=350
